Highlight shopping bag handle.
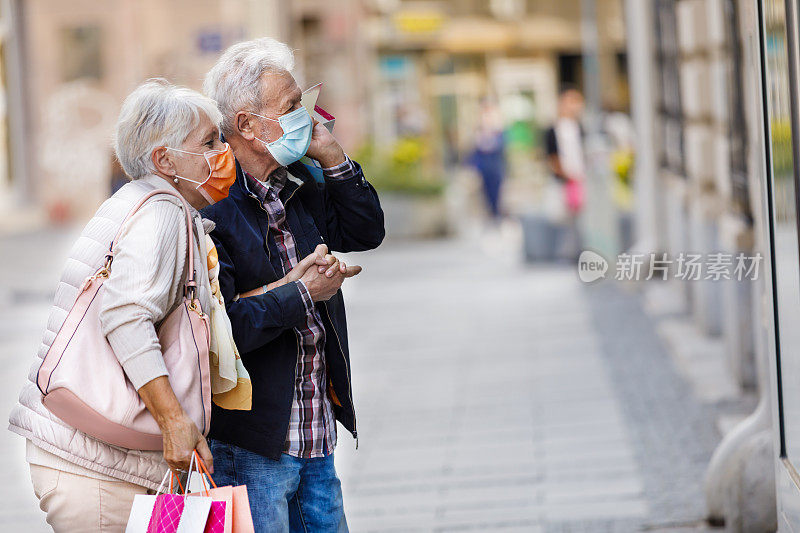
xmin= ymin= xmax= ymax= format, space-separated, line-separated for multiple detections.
xmin=193 ymin=450 xmax=218 ymax=489
xmin=155 ymin=469 xmax=185 ymax=495
xmin=185 ymin=450 xmax=218 ymax=496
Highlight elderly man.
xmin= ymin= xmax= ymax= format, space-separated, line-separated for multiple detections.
xmin=201 ymin=38 xmax=384 ymax=531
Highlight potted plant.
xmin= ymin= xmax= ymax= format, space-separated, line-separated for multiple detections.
xmin=354 ymin=138 xmax=449 ymax=239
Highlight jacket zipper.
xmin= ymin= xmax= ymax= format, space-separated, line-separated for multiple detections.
xmin=249 ymin=194 xmax=272 ymax=263
xmin=323 ymin=303 xmax=358 ymax=449
xmin=292 ymin=330 xmax=302 ymax=455
xmin=252 ymin=181 xmax=356 ymax=449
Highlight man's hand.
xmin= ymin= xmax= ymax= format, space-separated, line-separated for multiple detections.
xmin=305 ymin=120 xmax=346 ymax=168
xmin=239 ymin=244 xmax=331 ymax=298
xmin=300 ymin=253 xmax=362 ymax=302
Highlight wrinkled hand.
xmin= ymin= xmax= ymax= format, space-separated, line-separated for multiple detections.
xmin=160 ymin=411 xmax=213 ymax=476
xmin=300 ymin=252 xmax=362 ymax=302
xmin=138 ymin=375 xmax=213 ymax=477
xmin=284 ymin=244 xmax=332 ymax=284
xmin=305 ymin=120 xmax=345 ymax=168
xmin=239 ymin=244 xmax=332 ymax=298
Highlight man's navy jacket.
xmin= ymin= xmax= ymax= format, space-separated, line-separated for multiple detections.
xmin=201 ymin=159 xmax=384 ymax=460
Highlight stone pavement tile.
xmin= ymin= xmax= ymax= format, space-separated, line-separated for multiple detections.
xmin=583 ymin=283 xmax=741 ymax=528
xmin=655 ymin=317 xmax=739 ymax=403
xmin=433 ymin=505 xmax=543 ymax=528
xmin=540 ymin=445 xmax=636 ymax=469
xmin=334 ymin=238 xmax=652 ymax=531
xmin=0 ymin=237 xmax=69 ymax=532
xmin=543 ymin=477 xmax=644 ymax=505
xmin=543 ymin=499 xmax=649 ymax=522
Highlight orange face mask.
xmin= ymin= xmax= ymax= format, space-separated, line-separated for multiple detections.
xmin=167 ymin=143 xmax=237 ymax=204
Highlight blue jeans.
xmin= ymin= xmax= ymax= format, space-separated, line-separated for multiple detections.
xmin=208 ymin=439 xmax=348 ymax=533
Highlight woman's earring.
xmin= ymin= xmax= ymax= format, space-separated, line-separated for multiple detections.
xmin=174 ymin=177 xmax=179 ymax=184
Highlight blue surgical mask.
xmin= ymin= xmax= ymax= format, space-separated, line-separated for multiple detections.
xmin=251 ymin=107 xmax=313 ymax=166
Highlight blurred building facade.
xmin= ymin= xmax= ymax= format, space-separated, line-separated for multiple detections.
xmin=0 ymin=0 xmax=628 ymax=226
xmin=628 ymin=0 xmax=780 ymax=529
xmin=0 ymin=0 xmax=369 ymax=222
xmin=362 ymin=0 xmax=627 ymax=165
xmin=0 ymin=0 xmax=286 ymax=220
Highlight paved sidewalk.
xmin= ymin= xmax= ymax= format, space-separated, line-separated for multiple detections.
xmin=0 ymin=227 xmax=752 ymax=531
xmin=333 ymin=234 xmax=752 ymax=532
xmin=0 ymin=225 xmax=81 ymax=531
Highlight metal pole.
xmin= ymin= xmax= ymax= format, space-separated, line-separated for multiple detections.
xmin=2 ymin=0 xmax=30 ymax=204
xmin=624 ymin=0 xmax=660 ymax=254
xmin=581 ymin=0 xmax=619 ymax=258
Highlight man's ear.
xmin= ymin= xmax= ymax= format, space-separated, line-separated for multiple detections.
xmin=151 ymin=146 xmax=175 ymax=176
xmin=236 ymin=111 xmax=255 ymax=141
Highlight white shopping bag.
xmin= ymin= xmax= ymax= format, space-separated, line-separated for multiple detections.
xmin=126 ymin=470 xmax=172 ymax=533
xmin=175 ymin=496 xmax=213 ymax=532
xmin=126 ymin=493 xmax=158 ymax=533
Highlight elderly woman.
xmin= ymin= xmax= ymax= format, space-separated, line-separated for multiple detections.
xmin=6 ymin=78 xmax=228 ymax=529
xmin=8 ymin=79 xmax=326 ymax=531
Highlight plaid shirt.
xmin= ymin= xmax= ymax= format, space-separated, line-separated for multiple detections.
xmin=244 ymin=157 xmax=356 ymax=458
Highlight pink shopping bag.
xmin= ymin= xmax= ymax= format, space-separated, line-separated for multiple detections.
xmin=127 ymin=471 xmax=187 ymax=533
xmin=204 ymin=501 xmax=227 ymax=533
xmin=565 ymin=178 xmax=585 ymax=214
xmin=125 ymin=465 xmax=212 ymax=533
xmin=191 ymin=452 xmax=255 ymax=533
xmin=147 ymin=493 xmax=185 ymax=533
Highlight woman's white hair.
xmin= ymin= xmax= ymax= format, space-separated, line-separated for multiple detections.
xmin=114 ymin=78 xmax=222 ymax=179
xmin=203 ymin=38 xmax=295 ymax=136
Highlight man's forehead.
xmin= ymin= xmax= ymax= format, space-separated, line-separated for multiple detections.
xmin=260 ymin=72 xmax=300 ymax=105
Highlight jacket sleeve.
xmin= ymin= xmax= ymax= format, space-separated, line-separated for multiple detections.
xmin=213 ymin=234 xmax=307 ymax=353
xmin=322 ymin=160 xmax=385 ymax=253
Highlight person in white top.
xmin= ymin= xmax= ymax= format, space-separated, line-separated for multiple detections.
xmin=544 ymin=87 xmax=587 ymax=258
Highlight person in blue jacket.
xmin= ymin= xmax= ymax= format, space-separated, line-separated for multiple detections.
xmin=201 ymin=38 xmax=384 ymax=532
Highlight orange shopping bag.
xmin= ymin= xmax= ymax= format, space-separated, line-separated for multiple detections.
xmin=191 ymin=451 xmax=255 ymax=533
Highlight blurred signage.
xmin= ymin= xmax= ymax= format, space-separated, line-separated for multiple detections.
xmin=393 ymin=10 xmax=444 ymax=34
xmin=197 ymin=30 xmax=223 ymax=54
xmin=379 ymin=55 xmax=411 ymax=79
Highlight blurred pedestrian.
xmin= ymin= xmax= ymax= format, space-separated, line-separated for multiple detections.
xmin=469 ymin=100 xmax=506 ymax=221
xmin=202 ymin=38 xmax=385 ymax=532
xmin=544 ymin=87 xmax=587 ymax=258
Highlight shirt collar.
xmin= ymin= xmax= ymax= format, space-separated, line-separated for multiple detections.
xmin=244 ymin=166 xmax=288 ymax=202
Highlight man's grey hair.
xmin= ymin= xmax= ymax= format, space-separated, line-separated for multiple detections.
xmin=114 ymin=78 xmax=222 ymax=179
xmin=203 ymin=38 xmax=295 ymax=136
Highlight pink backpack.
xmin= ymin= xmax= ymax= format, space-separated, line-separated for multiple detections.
xmin=36 ymin=189 xmax=211 ymax=450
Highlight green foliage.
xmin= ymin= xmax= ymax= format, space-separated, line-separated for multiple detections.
xmin=353 ymin=138 xmax=445 ymax=197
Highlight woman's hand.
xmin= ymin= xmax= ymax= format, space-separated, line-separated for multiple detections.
xmin=284 ymin=244 xmax=332 ymax=284
xmin=160 ymin=410 xmax=213 ymax=475
xmin=138 ymin=375 xmax=214 ymax=475
xmin=239 ymin=244 xmax=334 ymax=298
